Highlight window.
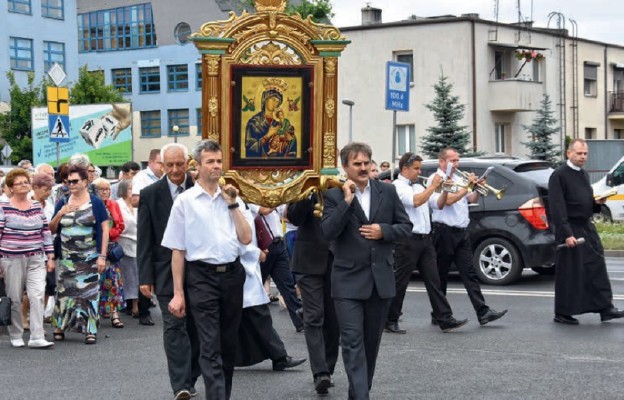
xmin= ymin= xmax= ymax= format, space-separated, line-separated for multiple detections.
xmin=43 ymin=41 xmax=65 ymax=71
xmin=585 ymin=127 xmax=596 ymax=139
xmin=196 ymin=63 xmax=202 ymax=91
xmin=493 ymin=50 xmax=511 ymax=80
xmin=112 ymin=68 xmax=132 ymax=94
xmin=140 ymin=110 xmax=161 ymax=137
xmin=584 ymin=62 xmax=599 ymax=96
xmin=78 ymin=3 xmax=156 ymax=52
xmin=168 ymin=109 xmax=190 ymax=136
xmin=167 ymin=64 xmax=188 ymax=92
xmin=9 ymin=37 xmax=33 ymax=71
xmin=196 ymin=108 xmax=203 ymax=136
xmin=42 ymin=0 xmax=63 ymax=19
xmin=174 ymin=22 xmax=192 ymax=45
xmin=139 ymin=67 xmax=160 ymax=93
xmin=397 ymin=124 xmax=416 ymax=155
xmin=8 ymin=0 xmax=31 ymax=14
xmin=495 ymin=123 xmax=511 ymax=154
xmin=395 ymin=52 xmax=413 ymax=83
xmin=614 ymin=129 xmax=622 ymax=140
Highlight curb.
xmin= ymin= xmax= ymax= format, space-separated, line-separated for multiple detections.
xmin=605 ymin=250 xmax=624 ymax=258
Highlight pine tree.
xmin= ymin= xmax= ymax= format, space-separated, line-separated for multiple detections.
xmin=421 ymin=75 xmax=473 ymax=158
xmin=521 ymin=94 xmax=559 ymax=164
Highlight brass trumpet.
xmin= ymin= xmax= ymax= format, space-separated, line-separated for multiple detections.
xmin=455 ymin=169 xmax=505 ymax=200
xmin=414 ymin=176 xmax=465 ymax=194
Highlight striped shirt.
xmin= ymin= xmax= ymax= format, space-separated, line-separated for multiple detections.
xmin=0 ymin=200 xmax=54 ymax=258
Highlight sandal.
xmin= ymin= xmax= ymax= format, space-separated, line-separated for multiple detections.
xmin=53 ymin=331 xmax=65 ymax=341
xmin=111 ymin=313 xmax=124 ymax=328
xmin=85 ymin=334 xmax=97 ymax=345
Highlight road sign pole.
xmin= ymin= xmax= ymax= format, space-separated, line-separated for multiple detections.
xmin=391 ymin=110 xmax=397 ymax=181
xmin=56 ymin=143 xmax=60 ymax=168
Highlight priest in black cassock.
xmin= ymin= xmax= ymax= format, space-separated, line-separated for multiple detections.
xmin=548 ymin=138 xmax=624 ymax=325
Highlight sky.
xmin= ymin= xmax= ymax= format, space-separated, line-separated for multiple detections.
xmin=330 ymin=0 xmax=624 ymax=46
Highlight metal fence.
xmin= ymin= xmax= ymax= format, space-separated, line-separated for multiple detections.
xmin=586 ymin=140 xmax=624 ymax=183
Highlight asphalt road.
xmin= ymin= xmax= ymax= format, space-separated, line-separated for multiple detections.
xmin=2 ymin=258 xmax=624 ymax=400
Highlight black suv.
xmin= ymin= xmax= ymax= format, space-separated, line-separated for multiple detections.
xmin=377 ymin=157 xmax=556 ymax=285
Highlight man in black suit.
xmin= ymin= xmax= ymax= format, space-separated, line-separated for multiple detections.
xmin=321 ymin=142 xmax=412 ymax=400
xmin=287 ymin=195 xmax=340 ymax=395
xmin=137 ymin=143 xmax=200 ymax=400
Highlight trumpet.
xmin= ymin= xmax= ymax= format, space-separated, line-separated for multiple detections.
xmin=455 ymin=169 xmax=505 ymax=200
xmin=414 ymin=176 xmax=464 ymax=194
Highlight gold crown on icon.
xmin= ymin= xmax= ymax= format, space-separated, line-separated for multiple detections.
xmin=262 ymin=78 xmax=288 ymax=94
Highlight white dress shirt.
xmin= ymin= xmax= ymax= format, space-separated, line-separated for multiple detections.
xmin=566 ymin=159 xmax=581 ymax=171
xmin=132 ymin=168 xmax=160 ymax=196
xmin=430 ymin=169 xmax=471 ymax=228
xmin=116 ymin=198 xmax=137 ymax=257
xmin=355 ymin=180 xmax=371 ymax=220
xmin=166 ymin=175 xmax=187 ymax=200
xmin=239 ymin=223 xmax=270 ymax=308
xmin=393 ymin=174 xmax=439 ymax=234
xmin=161 ymin=184 xmax=253 ymax=264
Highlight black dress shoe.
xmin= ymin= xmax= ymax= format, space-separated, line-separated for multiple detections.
xmin=139 ymin=315 xmax=155 ymax=326
xmin=272 ymin=356 xmax=306 ymax=371
xmin=430 ymin=312 xmax=438 ymax=326
xmin=295 ymin=307 xmax=304 ymax=321
xmin=478 ymin=308 xmax=508 ymax=325
xmin=554 ymin=314 xmax=579 ymax=325
xmin=600 ymin=308 xmax=624 ymax=322
xmin=439 ymin=318 xmax=468 ymax=333
xmin=385 ymin=321 xmax=407 ymax=334
xmin=314 ymin=374 xmax=331 ymax=395
xmin=296 ymin=325 xmax=304 ymax=333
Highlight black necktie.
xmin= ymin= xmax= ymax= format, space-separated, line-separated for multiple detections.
xmin=176 ymin=186 xmax=184 ymax=194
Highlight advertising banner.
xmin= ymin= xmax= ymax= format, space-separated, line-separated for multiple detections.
xmin=32 ymin=103 xmax=132 ymax=166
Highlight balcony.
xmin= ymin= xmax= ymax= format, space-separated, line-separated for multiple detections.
xmin=488 ymin=79 xmax=542 ymax=112
xmin=608 ymin=91 xmax=624 ymax=119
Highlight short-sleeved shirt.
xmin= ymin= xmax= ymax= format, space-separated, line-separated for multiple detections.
xmin=393 ymin=174 xmax=439 ymax=234
xmin=430 ymin=169 xmax=470 ymax=228
xmin=132 ymin=168 xmax=160 ymax=196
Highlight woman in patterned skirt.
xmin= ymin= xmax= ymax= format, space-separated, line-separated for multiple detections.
xmin=92 ymin=177 xmax=125 ymax=328
xmin=49 ymin=165 xmax=109 ymax=344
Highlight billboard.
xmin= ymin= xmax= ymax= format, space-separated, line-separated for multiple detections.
xmin=32 ymin=103 xmax=132 ymax=166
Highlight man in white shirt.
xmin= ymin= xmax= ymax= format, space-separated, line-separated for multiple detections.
xmin=431 ymin=148 xmax=507 ymax=326
xmin=132 ymin=149 xmax=163 ymax=207
xmin=387 ymin=152 xmax=468 ymax=334
xmin=162 ymin=139 xmax=252 ymax=400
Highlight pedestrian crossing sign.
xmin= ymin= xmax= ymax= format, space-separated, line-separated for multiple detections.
xmin=49 ymin=114 xmax=70 ymax=143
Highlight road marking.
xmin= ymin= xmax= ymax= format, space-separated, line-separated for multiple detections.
xmin=406 ymin=287 xmax=624 ymax=300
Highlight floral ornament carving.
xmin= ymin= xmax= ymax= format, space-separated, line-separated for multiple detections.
xmin=323 ymin=132 xmax=336 ymax=167
xmin=206 ymin=56 xmax=220 ymax=76
xmin=324 ymin=58 xmax=336 ymax=77
xmin=208 ymin=97 xmax=218 ymax=118
xmin=241 ymin=41 xmax=301 ymax=65
xmin=325 ymin=98 xmax=335 ymax=119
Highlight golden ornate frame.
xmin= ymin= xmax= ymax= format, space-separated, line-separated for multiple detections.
xmin=190 ymin=0 xmax=349 ymax=207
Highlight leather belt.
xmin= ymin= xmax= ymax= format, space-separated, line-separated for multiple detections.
xmin=433 ymin=222 xmax=467 ymax=232
xmin=271 ymin=237 xmax=284 ymax=244
xmin=411 ymin=233 xmax=429 ymax=239
xmin=190 ymin=258 xmax=239 ymax=273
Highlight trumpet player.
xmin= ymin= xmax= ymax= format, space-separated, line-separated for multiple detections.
xmin=385 ymin=152 xmax=468 ymax=334
xmin=430 ymin=148 xmax=508 ymax=326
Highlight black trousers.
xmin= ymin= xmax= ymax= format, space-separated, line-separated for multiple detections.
xmin=235 ymin=304 xmax=288 ymax=366
xmin=138 ymin=292 xmax=151 ymax=318
xmin=296 ymin=266 xmax=340 ymax=379
xmin=334 ymin=289 xmax=390 ymax=400
xmin=187 ymin=261 xmax=245 ymax=400
xmin=433 ymin=223 xmax=489 ymax=317
xmin=157 ymin=294 xmax=201 ymax=394
xmin=389 ymin=234 xmax=454 ymax=324
xmin=260 ymin=240 xmax=303 ymax=329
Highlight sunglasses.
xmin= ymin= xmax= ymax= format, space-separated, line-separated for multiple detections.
xmin=67 ymin=179 xmax=83 ymax=186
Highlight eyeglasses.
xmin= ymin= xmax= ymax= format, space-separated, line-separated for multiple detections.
xmin=67 ymin=179 xmax=83 ymax=186
xmin=96 ymin=188 xmax=110 ymax=192
xmin=12 ymin=181 xmax=30 ymax=187
xmin=88 ymin=169 xmax=95 ymax=173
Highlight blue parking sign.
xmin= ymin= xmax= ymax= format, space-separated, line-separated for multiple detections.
xmin=385 ymin=61 xmax=410 ymax=111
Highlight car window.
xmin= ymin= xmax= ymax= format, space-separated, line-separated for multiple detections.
xmin=516 ymin=168 xmax=553 ymax=187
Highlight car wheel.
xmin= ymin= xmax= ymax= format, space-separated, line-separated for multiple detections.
xmin=473 ymin=238 xmax=523 ymax=285
xmin=592 ymin=206 xmax=612 ymax=223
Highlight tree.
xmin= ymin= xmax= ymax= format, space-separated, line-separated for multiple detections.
xmin=421 ymin=74 xmax=474 ymax=158
xmin=240 ymin=0 xmax=334 ymax=23
xmin=0 ymin=71 xmax=46 ymax=163
xmin=521 ymin=94 xmax=559 ymax=164
xmin=70 ymin=65 xmax=124 ymax=104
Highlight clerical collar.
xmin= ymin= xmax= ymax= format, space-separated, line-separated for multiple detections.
xmin=566 ymin=160 xmax=581 ymax=171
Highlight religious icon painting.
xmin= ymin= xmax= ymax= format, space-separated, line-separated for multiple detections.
xmin=231 ymin=65 xmax=313 ymax=168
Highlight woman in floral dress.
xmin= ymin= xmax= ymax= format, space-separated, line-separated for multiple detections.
xmin=49 ymin=165 xmax=109 ymax=344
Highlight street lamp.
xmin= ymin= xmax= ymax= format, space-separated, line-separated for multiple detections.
xmin=172 ymin=125 xmax=179 ymax=143
xmin=342 ymin=99 xmax=355 ymax=143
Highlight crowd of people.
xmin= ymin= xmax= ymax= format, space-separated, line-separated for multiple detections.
xmin=1 ymin=137 xmax=622 ymax=400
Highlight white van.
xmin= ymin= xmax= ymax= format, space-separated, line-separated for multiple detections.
xmin=592 ymin=156 xmax=624 ymax=222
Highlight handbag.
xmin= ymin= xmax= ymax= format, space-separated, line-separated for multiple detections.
xmin=107 ymin=242 xmax=125 ymax=263
xmin=254 ymin=214 xmax=274 ymax=251
xmin=0 ymin=279 xmax=11 ymax=326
